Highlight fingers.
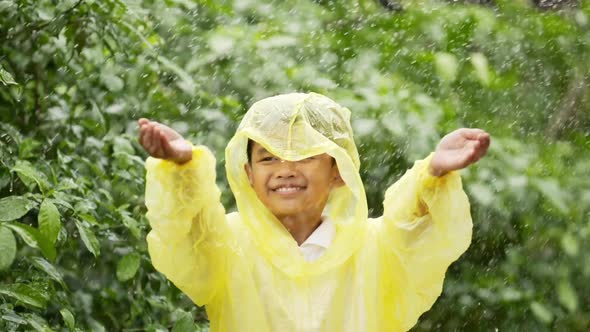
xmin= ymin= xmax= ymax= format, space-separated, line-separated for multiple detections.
xmin=152 ymin=127 xmax=165 ymax=158
xmin=157 ymin=122 xmax=182 ymax=141
xmin=465 ymin=135 xmax=490 ymax=165
xmin=160 ymin=131 xmax=171 ymax=155
xmin=138 ymin=118 xmax=151 ymax=148
xmin=138 ymin=119 xmax=188 ymax=162
xmin=463 ymin=140 xmax=481 ymax=165
xmin=139 ymin=124 xmax=146 ymax=147
xmin=477 ymin=132 xmax=491 ymax=149
xmin=459 ymin=128 xmax=488 ymax=140
xmin=436 ymin=128 xmax=491 ymax=172
xmin=139 ymin=121 xmax=167 ymax=158
xmin=477 ymin=133 xmax=490 ymax=158
xmin=144 ymin=124 xmax=157 ymax=156
xmin=460 ymin=128 xmax=490 ymax=163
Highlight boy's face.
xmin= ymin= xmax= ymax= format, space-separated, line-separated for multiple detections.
xmin=244 ymin=141 xmax=343 ymax=220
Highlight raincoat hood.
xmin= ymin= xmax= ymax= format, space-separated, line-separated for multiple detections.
xmin=225 ymin=92 xmax=368 ymax=277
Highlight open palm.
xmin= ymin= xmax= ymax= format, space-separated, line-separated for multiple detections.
xmin=138 ymin=118 xmax=193 ymax=164
xmin=430 ymin=128 xmax=490 ymax=176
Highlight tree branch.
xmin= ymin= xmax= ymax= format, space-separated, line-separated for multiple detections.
xmin=378 ymin=0 xmax=403 ymax=11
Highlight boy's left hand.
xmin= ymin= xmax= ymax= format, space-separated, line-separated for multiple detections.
xmin=429 ymin=128 xmax=490 ymax=176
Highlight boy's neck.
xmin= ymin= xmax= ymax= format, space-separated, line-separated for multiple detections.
xmin=279 ymin=213 xmax=323 ymax=246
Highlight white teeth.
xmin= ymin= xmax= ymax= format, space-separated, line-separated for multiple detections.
xmin=275 ymin=187 xmax=302 ymax=192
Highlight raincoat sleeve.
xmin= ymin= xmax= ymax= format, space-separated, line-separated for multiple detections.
xmin=144 ymin=145 xmax=227 ymax=307
xmin=379 ymin=153 xmax=472 ymax=330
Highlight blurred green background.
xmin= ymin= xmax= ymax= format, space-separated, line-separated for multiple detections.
xmin=1 ymin=0 xmax=589 ymax=330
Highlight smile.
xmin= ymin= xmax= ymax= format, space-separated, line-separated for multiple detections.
xmin=272 ymin=186 xmax=306 ymax=193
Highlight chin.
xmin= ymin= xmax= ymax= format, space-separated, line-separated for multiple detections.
xmin=271 ymin=207 xmax=304 ymax=218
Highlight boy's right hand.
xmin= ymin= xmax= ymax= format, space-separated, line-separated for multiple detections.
xmin=138 ymin=118 xmax=193 ymax=164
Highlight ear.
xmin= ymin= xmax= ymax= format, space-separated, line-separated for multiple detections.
xmin=244 ymin=163 xmax=254 ymax=186
xmin=330 ymin=164 xmax=345 ymax=189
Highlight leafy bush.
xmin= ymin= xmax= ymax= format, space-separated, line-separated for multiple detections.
xmin=1 ymin=0 xmax=589 ymax=330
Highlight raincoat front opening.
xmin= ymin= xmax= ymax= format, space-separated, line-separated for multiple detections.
xmin=145 ymin=92 xmax=472 ymax=331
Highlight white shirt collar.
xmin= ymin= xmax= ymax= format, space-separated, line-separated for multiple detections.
xmin=299 ymin=217 xmax=335 ymax=249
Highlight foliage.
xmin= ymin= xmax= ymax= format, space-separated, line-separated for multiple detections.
xmin=1 ymin=0 xmax=589 ymax=330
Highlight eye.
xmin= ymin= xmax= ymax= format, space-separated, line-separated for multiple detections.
xmin=259 ymin=156 xmax=277 ymax=162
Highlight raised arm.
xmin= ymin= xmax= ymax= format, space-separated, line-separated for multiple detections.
xmin=376 ymin=128 xmax=490 ymax=330
xmin=139 ymin=119 xmax=228 ymax=306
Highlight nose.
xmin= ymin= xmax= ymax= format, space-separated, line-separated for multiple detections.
xmin=275 ymin=160 xmax=297 ymax=178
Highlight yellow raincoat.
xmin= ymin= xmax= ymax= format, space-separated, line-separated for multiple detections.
xmin=145 ymin=93 xmax=472 ymax=331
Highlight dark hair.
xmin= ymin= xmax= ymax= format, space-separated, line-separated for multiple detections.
xmin=247 ymin=139 xmax=254 ymax=164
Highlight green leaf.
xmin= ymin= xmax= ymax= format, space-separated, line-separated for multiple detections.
xmin=78 ymin=213 xmax=99 ymax=226
xmin=1 ymin=311 xmax=28 ymax=325
xmin=47 ymin=106 xmax=68 ymax=121
xmin=75 ymin=220 xmax=100 ymax=257
xmin=0 ymin=168 xmax=10 ymax=191
xmin=113 ymin=136 xmax=135 ymax=154
xmin=11 ymin=161 xmax=48 ymax=193
xmin=0 ymin=122 xmax=23 ymax=145
xmin=171 ymin=311 xmax=195 ymax=332
xmin=470 ymin=52 xmax=491 ymax=86
xmin=3 ymin=222 xmax=40 ymax=248
xmin=31 ymin=257 xmax=66 ymax=289
xmin=18 ymin=137 xmax=42 ymax=159
xmin=434 ymin=52 xmax=458 ymax=82
xmin=38 ymin=200 xmax=61 ymax=245
xmin=23 ymin=312 xmax=53 ymax=332
xmin=116 ymin=253 xmax=140 ymax=282
xmin=0 ymin=1 xmax=16 ymax=13
xmin=3 ymin=223 xmax=56 ymax=261
xmin=56 ymin=0 xmax=77 ymax=12
xmin=0 ymin=66 xmax=17 ymax=85
xmin=0 ymin=196 xmax=34 ymax=221
xmin=533 ymin=178 xmax=570 ymax=214
xmin=557 ymin=280 xmax=578 ymax=313
xmin=0 ymin=284 xmax=49 ymax=309
xmin=122 ymin=215 xmax=141 ymax=239
xmin=530 ymin=301 xmax=553 ymax=324
xmin=74 ymin=200 xmax=98 ymax=215
xmin=60 ymin=308 xmax=75 ymax=331
xmin=100 ymin=72 xmax=124 ymax=92
xmin=500 ymin=287 xmax=522 ymax=302
xmin=36 ymin=232 xmax=57 ymax=262
xmin=35 ymin=7 xmax=54 ymax=21
xmin=0 ymin=225 xmax=16 ymax=270
xmin=54 ymin=84 xmax=67 ymax=95
xmin=561 ymin=233 xmax=579 ymax=256
xmin=51 ymin=192 xmax=75 ymax=211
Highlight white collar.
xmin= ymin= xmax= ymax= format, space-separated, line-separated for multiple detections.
xmin=299 ymin=217 xmax=335 ymax=249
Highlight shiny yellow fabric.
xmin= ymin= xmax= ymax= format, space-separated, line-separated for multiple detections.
xmin=145 ymin=92 xmax=472 ymax=331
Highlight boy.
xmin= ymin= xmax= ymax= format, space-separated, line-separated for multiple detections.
xmin=138 ymin=92 xmax=490 ymax=331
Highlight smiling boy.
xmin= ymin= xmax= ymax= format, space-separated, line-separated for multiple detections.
xmin=244 ymin=141 xmax=343 ymax=246
xmin=139 ymin=92 xmax=490 ymax=331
